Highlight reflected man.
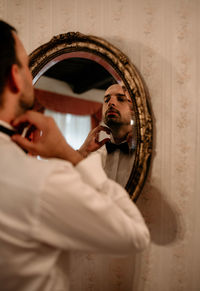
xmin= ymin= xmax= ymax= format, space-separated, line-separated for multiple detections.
xmin=79 ymin=84 xmax=136 ymax=187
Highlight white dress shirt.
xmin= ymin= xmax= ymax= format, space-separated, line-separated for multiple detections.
xmin=0 ymin=122 xmax=149 ymax=291
xmin=97 ymin=143 xmax=136 ymax=188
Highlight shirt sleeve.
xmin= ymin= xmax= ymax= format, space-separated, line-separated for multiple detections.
xmin=33 ymin=153 xmax=150 ymax=255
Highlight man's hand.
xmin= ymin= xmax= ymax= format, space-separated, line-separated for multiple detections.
xmin=12 ymin=111 xmax=83 ymax=165
xmin=78 ymin=125 xmax=111 ymax=157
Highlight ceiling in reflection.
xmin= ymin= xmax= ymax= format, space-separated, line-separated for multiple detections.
xmin=43 ymin=58 xmax=116 ymax=94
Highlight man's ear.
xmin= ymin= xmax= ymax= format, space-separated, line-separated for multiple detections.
xmin=8 ymin=64 xmax=22 ymax=94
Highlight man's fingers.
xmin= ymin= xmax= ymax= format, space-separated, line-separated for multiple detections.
xmin=98 ymin=138 xmax=110 ymax=147
xmin=32 ymin=128 xmax=41 ymax=142
xmin=92 ymin=125 xmax=111 ymax=135
xmin=126 ymin=131 xmax=133 ymax=143
xmin=12 ymin=111 xmax=33 ymax=127
xmin=12 ymin=111 xmax=45 ymax=130
xmin=12 ymin=134 xmax=35 ymax=153
xmin=94 ymin=136 xmax=110 ymax=147
xmin=99 ymin=125 xmax=111 ymax=134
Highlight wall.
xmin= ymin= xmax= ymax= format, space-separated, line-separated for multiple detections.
xmin=0 ymin=0 xmax=200 ymax=290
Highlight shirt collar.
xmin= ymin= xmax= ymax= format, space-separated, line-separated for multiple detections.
xmin=0 ymin=120 xmax=16 ymax=139
xmin=0 ymin=120 xmax=15 ymax=131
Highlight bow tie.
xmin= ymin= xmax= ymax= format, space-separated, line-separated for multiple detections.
xmin=105 ymin=141 xmax=130 ymax=154
xmin=0 ymin=125 xmax=16 ymax=137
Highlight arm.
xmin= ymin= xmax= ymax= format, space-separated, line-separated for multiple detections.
xmin=13 ymin=111 xmax=150 ymax=253
xmin=78 ymin=125 xmax=111 ymax=157
xmin=33 ymin=153 xmax=150 ymax=254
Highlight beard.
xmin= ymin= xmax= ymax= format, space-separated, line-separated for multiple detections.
xmin=104 ymin=116 xmax=123 ymax=130
xmin=19 ymin=98 xmax=33 ymax=111
xmin=16 ymin=91 xmax=34 ymax=116
xmin=17 ymin=70 xmax=34 ymax=115
xmin=104 ymin=114 xmax=133 ymax=129
xmin=104 ymin=107 xmax=121 ymax=127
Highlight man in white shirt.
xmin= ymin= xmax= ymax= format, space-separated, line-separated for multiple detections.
xmin=79 ymin=84 xmax=136 ymax=187
xmin=0 ymin=20 xmax=149 ymax=291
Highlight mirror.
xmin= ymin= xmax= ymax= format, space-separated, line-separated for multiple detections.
xmin=29 ymin=32 xmax=153 ymax=201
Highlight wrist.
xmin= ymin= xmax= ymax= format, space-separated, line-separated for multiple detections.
xmin=55 ymin=143 xmax=84 ymax=166
xmin=77 ymin=148 xmax=88 ymax=158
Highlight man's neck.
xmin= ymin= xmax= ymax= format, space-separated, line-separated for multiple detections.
xmin=0 ymin=90 xmax=19 ymax=124
xmin=111 ymin=125 xmax=132 ymax=144
xmin=0 ymin=111 xmax=12 ymax=125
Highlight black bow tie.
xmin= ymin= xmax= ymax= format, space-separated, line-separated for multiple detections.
xmin=0 ymin=125 xmax=16 ymax=137
xmin=105 ymin=141 xmax=130 ymax=154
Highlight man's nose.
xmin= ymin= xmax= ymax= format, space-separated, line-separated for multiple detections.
xmin=108 ymin=96 xmax=117 ymax=106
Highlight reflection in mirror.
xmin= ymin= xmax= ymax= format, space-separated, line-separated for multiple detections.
xmin=34 ymin=57 xmax=117 ymax=149
xmin=30 ymin=32 xmax=153 ymax=201
xmin=99 ymin=83 xmax=137 ymax=188
xmin=34 ymin=57 xmax=136 ymax=188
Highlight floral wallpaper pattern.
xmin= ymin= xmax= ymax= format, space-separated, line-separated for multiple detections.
xmin=0 ymin=0 xmax=200 ymax=290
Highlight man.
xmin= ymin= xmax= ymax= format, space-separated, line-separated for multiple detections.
xmin=0 ymin=20 xmax=149 ymax=291
xmin=79 ymin=83 xmax=136 ymax=187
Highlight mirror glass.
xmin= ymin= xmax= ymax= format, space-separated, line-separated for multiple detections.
xmin=30 ymin=32 xmax=153 ymax=201
xmin=34 ymin=56 xmax=117 ymax=149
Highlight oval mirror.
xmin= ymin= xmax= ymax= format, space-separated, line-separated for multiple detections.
xmin=29 ymin=32 xmax=153 ymax=201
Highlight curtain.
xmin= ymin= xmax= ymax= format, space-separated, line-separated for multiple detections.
xmin=34 ymin=89 xmax=102 ymax=149
xmin=45 ymin=109 xmax=91 ymax=149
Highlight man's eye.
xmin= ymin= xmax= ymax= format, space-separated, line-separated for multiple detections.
xmin=118 ymin=97 xmax=125 ymax=102
xmin=104 ymin=98 xmax=109 ymax=103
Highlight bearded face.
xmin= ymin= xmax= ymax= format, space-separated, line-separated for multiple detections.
xmin=102 ymin=84 xmax=133 ymax=128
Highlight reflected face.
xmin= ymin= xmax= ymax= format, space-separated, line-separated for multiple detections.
xmin=13 ymin=32 xmax=34 ymax=114
xmin=102 ymin=84 xmax=133 ymax=127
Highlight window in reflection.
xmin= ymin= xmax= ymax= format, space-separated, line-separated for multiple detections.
xmin=45 ymin=109 xmax=91 ymax=150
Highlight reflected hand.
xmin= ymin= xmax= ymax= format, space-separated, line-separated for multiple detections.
xmin=126 ymin=130 xmax=133 ymax=145
xmin=78 ymin=125 xmax=111 ymax=157
xmin=12 ymin=111 xmax=83 ymax=165
xmin=126 ymin=129 xmax=136 ymax=150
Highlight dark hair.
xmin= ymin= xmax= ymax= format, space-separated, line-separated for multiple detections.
xmin=0 ymin=20 xmax=20 ymax=103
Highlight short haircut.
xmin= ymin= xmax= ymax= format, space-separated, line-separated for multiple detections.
xmin=0 ymin=20 xmax=20 ymax=103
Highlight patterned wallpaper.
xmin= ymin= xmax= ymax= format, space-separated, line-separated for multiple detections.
xmin=0 ymin=0 xmax=200 ymax=290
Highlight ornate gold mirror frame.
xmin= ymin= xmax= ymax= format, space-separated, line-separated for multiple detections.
xmin=29 ymin=32 xmax=153 ymax=201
